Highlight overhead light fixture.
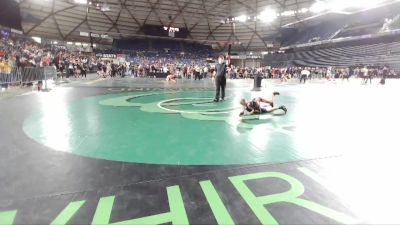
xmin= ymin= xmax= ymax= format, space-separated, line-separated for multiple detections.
xmin=80 ymin=31 xmax=89 ymax=37
xmin=258 ymin=8 xmax=277 ymax=23
xmin=73 ymin=0 xmax=87 ymax=4
xmin=299 ymin=8 xmax=309 ymax=13
xmin=281 ymin=10 xmax=295 ymax=16
xmin=310 ymin=1 xmax=328 ymax=13
xmin=100 ymin=1 xmax=110 ymax=12
xmin=32 ymin=36 xmax=41 ymax=44
xmin=235 ymin=15 xmax=247 ymax=22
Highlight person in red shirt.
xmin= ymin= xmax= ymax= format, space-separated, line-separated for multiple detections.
xmin=42 ymin=53 xmax=50 ymax=66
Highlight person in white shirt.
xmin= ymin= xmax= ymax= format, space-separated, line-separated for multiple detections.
xmin=203 ymin=66 xmax=208 ymax=79
xmin=300 ymin=68 xmax=310 ymax=83
xmin=194 ymin=65 xmax=201 ymax=80
xmin=244 ymin=69 xmax=249 ymax=79
xmin=326 ymin=67 xmax=332 ymax=80
xmin=362 ymin=66 xmax=369 ymax=84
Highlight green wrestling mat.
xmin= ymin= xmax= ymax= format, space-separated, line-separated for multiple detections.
xmin=22 ymin=88 xmax=343 ymax=165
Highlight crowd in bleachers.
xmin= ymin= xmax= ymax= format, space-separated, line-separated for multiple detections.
xmin=0 ymin=33 xmax=218 ymax=81
xmin=1 ymin=34 xmax=271 ymax=83
xmin=0 ymin=35 xmax=98 ymax=78
xmin=3 ymin=31 xmax=400 ymax=88
xmin=92 ymin=50 xmax=214 ymax=79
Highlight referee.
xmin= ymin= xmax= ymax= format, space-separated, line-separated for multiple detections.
xmin=213 ymin=55 xmax=227 ymax=102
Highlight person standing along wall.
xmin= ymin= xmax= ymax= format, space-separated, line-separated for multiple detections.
xmin=300 ymin=68 xmax=310 ymax=84
xmin=203 ymin=65 xmax=208 ymax=79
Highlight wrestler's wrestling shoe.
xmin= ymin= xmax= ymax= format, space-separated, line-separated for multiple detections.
xmin=279 ymin=105 xmax=287 ymax=114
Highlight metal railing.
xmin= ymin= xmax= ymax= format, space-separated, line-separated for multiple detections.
xmin=0 ymin=67 xmax=22 ymax=84
xmin=0 ymin=66 xmax=57 ymax=85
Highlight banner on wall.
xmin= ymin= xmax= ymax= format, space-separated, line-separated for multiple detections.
xmin=246 ymin=55 xmax=262 ymax=59
xmin=96 ymin=53 xmax=117 ymax=59
xmin=230 ymin=55 xmax=246 ymax=60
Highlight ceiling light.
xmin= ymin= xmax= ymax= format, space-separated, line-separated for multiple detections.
xmin=32 ymin=36 xmax=41 ymax=44
xmin=259 ymin=8 xmax=277 ymax=23
xmin=73 ymin=0 xmax=87 ymax=4
xmin=235 ymin=15 xmax=247 ymax=22
xmin=299 ymin=8 xmax=309 ymax=13
xmin=310 ymin=1 xmax=328 ymax=13
xmin=281 ymin=10 xmax=295 ymax=16
xmin=101 ymin=2 xmax=110 ymax=12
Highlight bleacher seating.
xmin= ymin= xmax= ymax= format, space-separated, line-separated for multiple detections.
xmin=264 ymin=40 xmax=400 ymax=68
xmin=112 ymin=38 xmax=214 ymax=57
xmin=152 ymin=40 xmax=181 ymax=52
xmin=283 ymin=20 xmax=344 ymax=46
xmin=113 ymin=39 xmax=149 ymax=51
xmin=282 ymin=5 xmax=400 ymax=47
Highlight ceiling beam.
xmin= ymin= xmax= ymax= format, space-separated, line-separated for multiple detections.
xmin=200 ymin=0 xmax=221 ymax=48
xmin=119 ymin=0 xmax=142 ymax=29
xmin=144 ymin=0 xmax=164 ymax=26
xmin=101 ymin=11 xmax=120 ymax=33
xmin=25 ymin=5 xmax=77 ymax=35
xmin=141 ymin=0 xmax=161 ymax=26
xmin=52 ymin=0 xmax=65 ymax=40
xmin=189 ymin=0 xmax=229 ymax=31
xmin=64 ymin=19 xmax=87 ymax=40
xmin=166 ymin=0 xmax=193 ymax=28
xmin=246 ymin=32 xmax=256 ymax=50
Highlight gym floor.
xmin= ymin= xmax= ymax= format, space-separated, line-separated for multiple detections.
xmin=0 ymin=77 xmax=399 ymax=225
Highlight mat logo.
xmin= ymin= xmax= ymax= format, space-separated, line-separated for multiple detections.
xmin=100 ymin=91 xmax=292 ymax=130
xmin=0 ymin=169 xmax=356 ymax=225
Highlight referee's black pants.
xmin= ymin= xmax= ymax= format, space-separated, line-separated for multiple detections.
xmin=195 ymin=72 xmax=201 ymax=80
xmin=215 ymin=76 xmax=226 ymax=100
